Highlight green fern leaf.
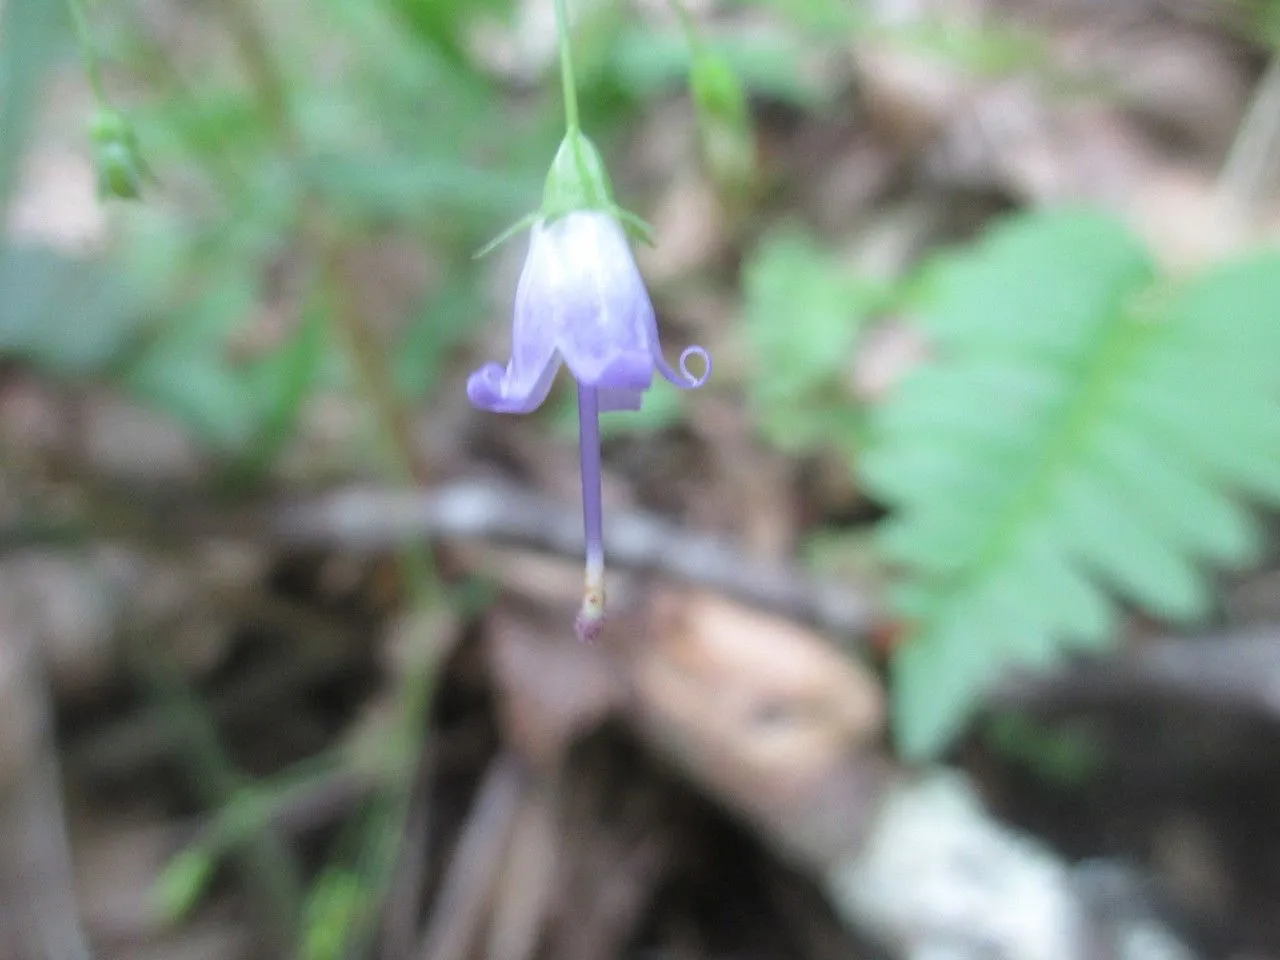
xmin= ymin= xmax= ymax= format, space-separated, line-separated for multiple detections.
xmin=863 ymin=210 xmax=1280 ymax=759
xmin=743 ymin=227 xmax=886 ymax=452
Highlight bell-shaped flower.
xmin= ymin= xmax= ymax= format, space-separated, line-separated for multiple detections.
xmin=467 ymin=209 xmax=709 ymax=415
xmin=467 ymin=203 xmax=710 ymax=643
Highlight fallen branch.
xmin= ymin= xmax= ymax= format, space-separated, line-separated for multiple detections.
xmin=991 ymin=623 xmax=1280 ymax=722
xmin=3 ymin=477 xmax=881 ymax=640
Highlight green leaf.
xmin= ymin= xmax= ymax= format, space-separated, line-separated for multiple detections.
xmin=302 ymin=152 xmax=541 ymax=224
xmin=0 ymin=246 xmax=145 ymax=374
xmin=153 ymin=847 xmax=216 ymax=924
xmin=983 ymin=714 xmax=1103 ymax=786
xmin=302 ymin=869 xmax=369 ymax=960
xmin=126 ymin=343 xmax=258 ymax=450
xmin=743 ymin=227 xmax=885 ymax=453
xmin=605 ymin=26 xmax=823 ymax=107
xmin=1050 ymin=467 xmax=1206 ymax=619
xmin=913 ymin=209 xmax=1152 ymax=355
xmin=242 ymin=293 xmax=331 ymax=472
xmin=867 ymin=210 xmax=1280 ymax=758
xmin=0 ymin=0 xmax=67 ymax=220
xmin=393 ymin=272 xmax=483 ymax=401
xmin=893 ymin=600 xmax=997 ymax=760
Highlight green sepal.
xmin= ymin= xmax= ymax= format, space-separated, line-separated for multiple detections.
xmin=611 ymin=206 xmax=655 ymax=246
xmin=540 ymin=129 xmax=614 ymax=218
xmin=477 ymin=130 xmax=650 ymax=255
xmin=472 ymin=211 xmax=540 ymax=259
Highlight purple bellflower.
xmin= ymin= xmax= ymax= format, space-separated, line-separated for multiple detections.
xmin=468 ymin=136 xmax=710 ymax=642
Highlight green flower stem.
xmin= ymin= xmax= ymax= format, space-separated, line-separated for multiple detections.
xmin=553 ymin=0 xmax=581 ymax=133
xmin=218 ymin=0 xmax=298 ymax=152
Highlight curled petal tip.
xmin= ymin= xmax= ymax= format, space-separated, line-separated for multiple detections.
xmin=655 ymin=343 xmax=712 ymax=390
xmin=465 ymin=355 xmax=561 ymax=415
xmin=678 ymin=345 xmax=712 ymax=388
xmin=466 ymin=363 xmax=507 ymax=410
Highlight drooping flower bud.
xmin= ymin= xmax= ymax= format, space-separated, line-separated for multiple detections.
xmin=89 ymin=107 xmax=148 ymax=200
xmin=467 ymin=209 xmax=709 ymax=415
xmin=467 ymin=206 xmax=710 ymax=642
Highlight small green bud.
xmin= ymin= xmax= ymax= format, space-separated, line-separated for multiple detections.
xmin=688 ymin=49 xmax=758 ymax=202
xmin=541 ymin=130 xmax=614 ymax=219
xmin=89 ymin=107 xmax=147 ymax=200
xmin=690 ymin=47 xmax=749 ymax=133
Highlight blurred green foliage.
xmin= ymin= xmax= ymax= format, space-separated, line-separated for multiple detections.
xmin=743 ymin=226 xmax=888 ymax=453
xmin=741 ymin=204 xmax=1280 ymax=760
xmin=0 ymin=246 xmax=144 ymax=373
xmin=301 ymin=869 xmax=371 ymax=960
xmin=0 ymin=0 xmax=69 ymax=216
xmin=865 ymin=210 xmax=1280 ymax=758
xmin=153 ymin=847 xmax=217 ymax=925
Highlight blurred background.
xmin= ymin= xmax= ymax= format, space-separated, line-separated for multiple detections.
xmin=6 ymin=0 xmax=1280 ymax=958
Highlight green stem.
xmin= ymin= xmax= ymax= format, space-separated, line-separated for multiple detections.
xmin=319 ymin=227 xmax=444 ymax=960
xmin=1219 ymin=50 xmax=1280 ymax=214
xmin=665 ymin=0 xmax=701 ymax=52
xmin=217 ymin=0 xmax=298 ymax=152
xmin=64 ymin=0 xmax=106 ymax=102
xmin=127 ymin=631 xmax=303 ymax=952
xmin=553 ymin=0 xmax=580 ymax=133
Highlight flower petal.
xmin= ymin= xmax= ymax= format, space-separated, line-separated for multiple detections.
xmin=597 ymin=387 xmax=646 ymax=412
xmin=543 ymin=212 xmax=658 ymax=389
xmin=653 ymin=342 xmax=712 ymax=390
xmin=466 ymin=218 xmax=569 ymax=415
xmin=466 ymin=353 xmax=562 ymax=414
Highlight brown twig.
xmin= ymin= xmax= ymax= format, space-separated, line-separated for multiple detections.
xmin=0 ymin=608 xmax=94 ymax=960
xmin=16 ymin=474 xmax=1280 ymax=745
xmin=379 ymin=752 xmax=435 ymax=960
xmin=413 ymin=753 xmax=528 ymax=960
xmin=990 ymin=622 xmax=1280 ymax=721
xmin=268 ymin=480 xmax=881 ymax=637
xmin=3 ymin=476 xmax=883 ymax=640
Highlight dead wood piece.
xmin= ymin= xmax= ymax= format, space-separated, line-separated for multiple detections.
xmin=485 ymin=786 xmax=558 ymax=960
xmin=3 ymin=476 xmax=881 ymax=639
xmin=827 ymin=772 xmax=1202 ymax=960
xmin=991 ymin=624 xmax=1280 ymax=721
xmin=0 ymin=605 xmax=93 ymax=960
xmin=548 ymin=732 xmax=680 ymax=960
xmin=487 ymin=610 xmax=624 ymax=772
xmin=620 ymin=590 xmax=1206 ymax=960
xmin=413 ymin=753 xmax=527 ymax=960
xmin=628 ymin=591 xmax=891 ymax=871
xmin=267 ymin=480 xmax=880 ymax=638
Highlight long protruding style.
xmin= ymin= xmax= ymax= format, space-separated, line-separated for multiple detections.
xmin=575 ymin=383 xmax=606 ymax=642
